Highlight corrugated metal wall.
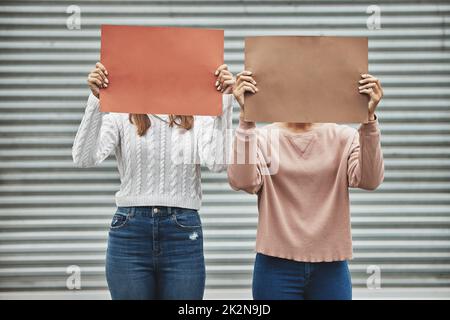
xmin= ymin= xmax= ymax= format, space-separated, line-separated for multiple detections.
xmin=0 ymin=0 xmax=449 ymax=299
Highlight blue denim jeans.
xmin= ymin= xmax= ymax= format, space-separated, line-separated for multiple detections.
xmin=253 ymin=253 xmax=352 ymax=300
xmin=105 ymin=206 xmax=205 ymax=300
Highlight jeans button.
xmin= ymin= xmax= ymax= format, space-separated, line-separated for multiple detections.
xmin=153 ymin=208 xmax=159 ymax=213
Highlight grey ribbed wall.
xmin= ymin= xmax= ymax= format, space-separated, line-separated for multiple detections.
xmin=0 ymin=0 xmax=449 ymax=299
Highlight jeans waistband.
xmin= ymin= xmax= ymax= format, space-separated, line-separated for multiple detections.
xmin=117 ymin=206 xmax=196 ymax=217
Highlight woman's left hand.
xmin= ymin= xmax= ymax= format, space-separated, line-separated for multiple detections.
xmin=359 ymin=74 xmax=384 ymax=120
xmin=214 ymin=64 xmax=235 ymax=94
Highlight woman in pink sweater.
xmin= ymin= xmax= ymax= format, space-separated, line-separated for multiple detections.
xmin=227 ymin=71 xmax=384 ymax=300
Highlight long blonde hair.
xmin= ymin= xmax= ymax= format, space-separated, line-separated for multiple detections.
xmin=129 ymin=114 xmax=194 ymax=136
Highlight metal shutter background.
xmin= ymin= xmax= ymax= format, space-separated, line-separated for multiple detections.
xmin=0 ymin=0 xmax=449 ymax=299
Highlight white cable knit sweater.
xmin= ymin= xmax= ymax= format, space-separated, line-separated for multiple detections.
xmin=72 ymin=93 xmax=234 ymax=210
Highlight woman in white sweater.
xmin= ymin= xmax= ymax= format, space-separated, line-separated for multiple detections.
xmin=72 ymin=62 xmax=235 ymax=300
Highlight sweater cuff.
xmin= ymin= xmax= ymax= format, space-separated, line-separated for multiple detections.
xmin=359 ymin=115 xmax=380 ymax=136
xmin=87 ymin=93 xmax=101 ymax=111
xmin=238 ymin=114 xmax=256 ymax=130
xmin=222 ymin=94 xmax=233 ymax=113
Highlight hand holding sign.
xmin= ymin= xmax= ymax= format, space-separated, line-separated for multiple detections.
xmin=87 ymin=62 xmax=109 ymax=98
xmin=232 ymin=70 xmax=258 ymax=110
xmin=359 ymin=74 xmax=384 ymax=120
xmin=215 ymin=64 xmax=235 ymax=94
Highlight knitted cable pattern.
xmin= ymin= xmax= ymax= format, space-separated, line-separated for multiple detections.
xmin=135 ymin=132 xmax=142 ymax=195
xmin=72 ymin=96 xmax=119 ymax=168
xmin=72 ymin=93 xmax=234 ymax=210
xmin=120 ymin=119 xmax=133 ymax=195
xmin=146 ymin=117 xmax=156 ymax=195
xmin=158 ymin=120 xmax=166 ymax=195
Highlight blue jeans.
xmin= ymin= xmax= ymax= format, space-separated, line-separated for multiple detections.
xmin=105 ymin=206 xmax=205 ymax=300
xmin=253 ymin=253 xmax=352 ymax=300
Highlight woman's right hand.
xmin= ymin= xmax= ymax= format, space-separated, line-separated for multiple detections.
xmin=87 ymin=62 xmax=109 ymax=98
xmin=232 ymin=70 xmax=258 ymax=112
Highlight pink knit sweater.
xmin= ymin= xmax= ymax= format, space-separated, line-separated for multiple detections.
xmin=227 ymin=117 xmax=384 ymax=262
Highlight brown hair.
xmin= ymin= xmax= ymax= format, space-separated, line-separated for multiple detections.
xmin=129 ymin=114 xmax=194 ymax=136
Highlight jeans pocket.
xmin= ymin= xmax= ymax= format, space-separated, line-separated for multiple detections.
xmin=172 ymin=210 xmax=201 ymax=229
xmin=110 ymin=210 xmax=130 ymax=230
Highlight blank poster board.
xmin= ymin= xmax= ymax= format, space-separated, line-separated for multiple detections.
xmin=244 ymin=36 xmax=369 ymax=123
xmin=100 ymin=25 xmax=224 ymax=115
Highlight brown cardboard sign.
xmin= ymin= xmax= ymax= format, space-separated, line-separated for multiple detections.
xmin=244 ymin=36 xmax=369 ymax=123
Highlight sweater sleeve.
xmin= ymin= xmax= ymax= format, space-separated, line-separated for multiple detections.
xmin=347 ymin=117 xmax=385 ymax=190
xmin=227 ymin=116 xmax=263 ymax=194
xmin=194 ymin=94 xmax=234 ymax=172
xmin=72 ymin=94 xmax=120 ymax=168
